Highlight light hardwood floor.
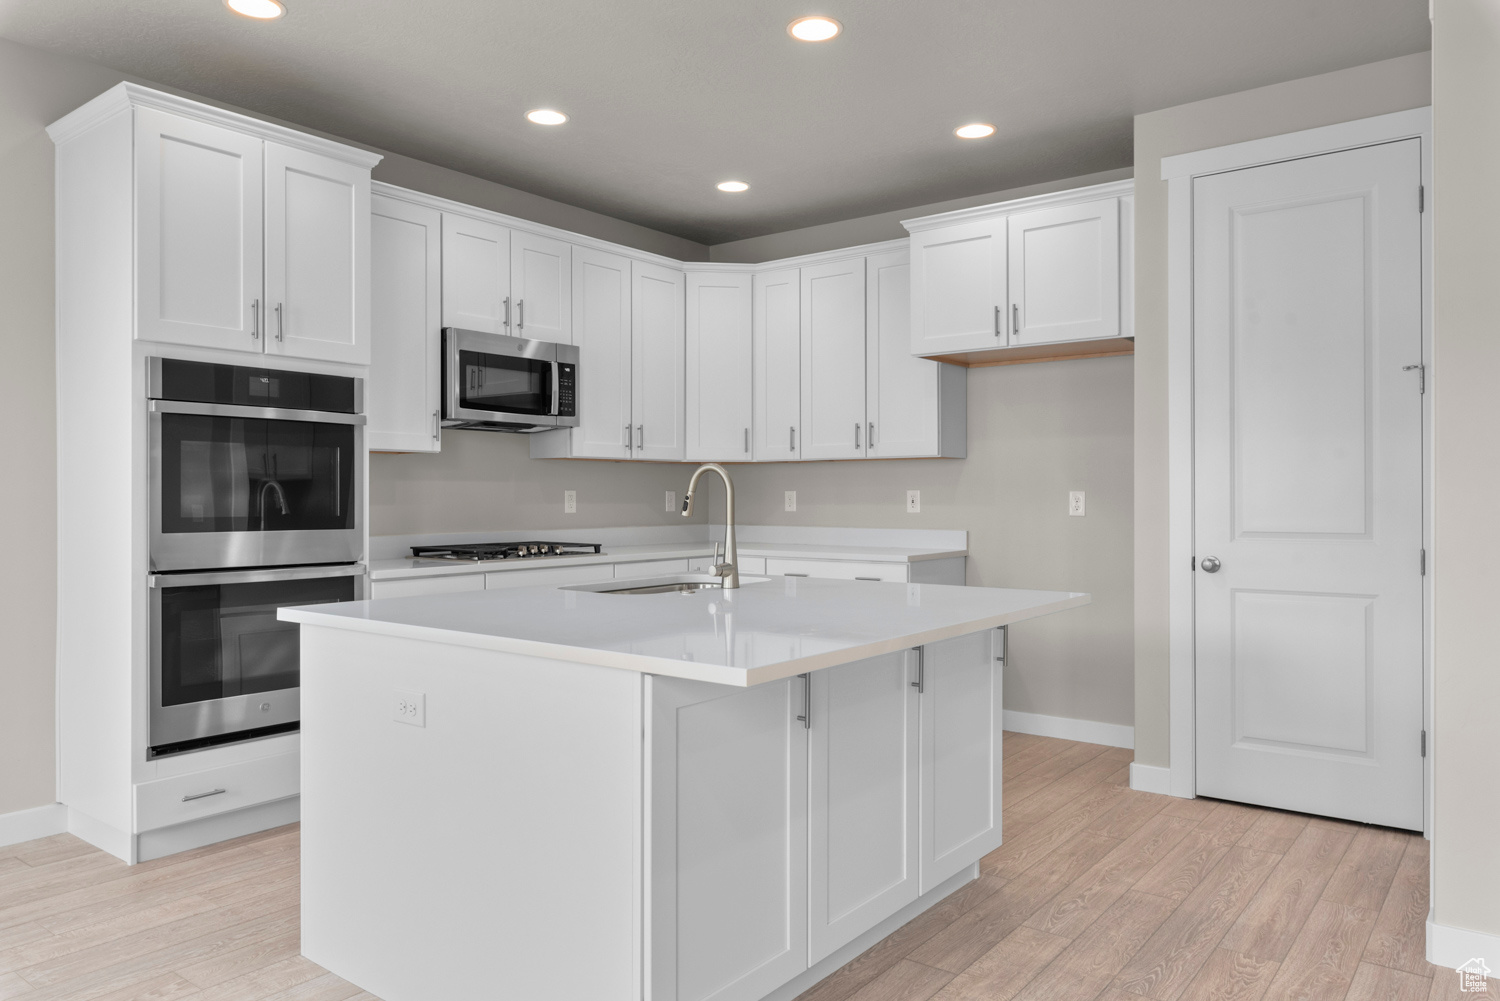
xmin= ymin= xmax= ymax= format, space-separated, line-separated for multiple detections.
xmin=0 ymin=733 xmax=1486 ymax=1001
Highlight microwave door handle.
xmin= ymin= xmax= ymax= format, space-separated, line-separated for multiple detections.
xmin=551 ymin=362 xmax=561 ymax=417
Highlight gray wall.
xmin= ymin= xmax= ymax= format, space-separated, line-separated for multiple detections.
xmin=1130 ymin=51 xmax=1432 ymax=770
xmin=729 ymin=357 xmax=1134 ymax=728
xmin=0 ymin=38 xmax=705 ymax=816
xmin=1430 ymin=0 xmax=1500 ymax=945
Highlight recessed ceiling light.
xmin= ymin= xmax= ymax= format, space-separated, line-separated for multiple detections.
xmin=717 ymin=181 xmax=750 ymax=193
xmin=955 ymin=123 xmax=996 ymax=139
xmin=526 ymin=109 xmax=568 ymax=126
xmin=224 ymin=0 xmax=285 ymax=19
xmin=788 ymin=16 xmax=841 ymax=41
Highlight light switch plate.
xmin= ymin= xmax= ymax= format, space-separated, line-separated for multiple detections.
xmin=393 ymin=690 xmax=425 ymax=727
xmin=907 ymin=490 xmax=921 ymax=514
xmin=665 ymin=490 xmax=676 ymax=512
xmin=1069 ymin=491 xmax=1086 ymax=516
xmin=785 ymin=491 xmax=797 ymax=512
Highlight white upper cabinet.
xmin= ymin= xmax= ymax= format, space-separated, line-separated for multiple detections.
xmin=753 ymin=268 xmax=802 ymax=461
xmin=799 ymin=258 xmax=867 ymax=461
xmin=1008 ymin=197 xmax=1120 ymax=346
xmin=866 ymin=250 xmax=966 ymax=459
xmin=368 ymin=194 xmax=442 ymax=452
xmin=263 ymin=143 xmax=370 ymax=364
xmin=570 ymin=247 xmax=634 ymax=459
xmin=511 ymin=230 xmax=572 ymax=344
xmin=135 ymin=107 xmax=264 ymax=352
xmin=441 ymin=214 xmax=511 ymax=334
xmin=631 ymin=261 xmax=686 ymax=461
xmin=685 ymin=272 xmax=752 ymax=462
xmin=908 ymin=217 xmax=1008 ymax=356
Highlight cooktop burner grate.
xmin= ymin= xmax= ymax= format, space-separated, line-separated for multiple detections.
xmin=409 ymin=541 xmax=604 ymax=562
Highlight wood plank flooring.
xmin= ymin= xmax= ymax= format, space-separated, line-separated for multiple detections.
xmin=0 ymin=733 xmax=1483 ymax=1001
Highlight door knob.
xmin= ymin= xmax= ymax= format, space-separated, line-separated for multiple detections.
xmin=1200 ymin=556 xmax=1222 ymax=573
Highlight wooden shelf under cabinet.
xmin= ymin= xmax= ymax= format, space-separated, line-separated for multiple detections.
xmin=921 ymin=336 xmax=1134 ymax=368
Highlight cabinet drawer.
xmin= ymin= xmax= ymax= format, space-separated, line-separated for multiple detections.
xmin=370 ymin=574 xmax=484 ymax=599
xmin=135 ymin=750 xmax=299 ymax=832
xmin=614 ymin=558 xmax=690 ymax=579
xmin=764 ymin=558 xmax=909 ymax=582
xmin=738 ymin=555 xmax=767 ymax=575
xmin=485 ymin=565 xmax=614 ymax=589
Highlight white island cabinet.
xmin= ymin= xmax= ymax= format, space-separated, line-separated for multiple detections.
xmin=285 ymin=577 xmax=1085 ymax=1001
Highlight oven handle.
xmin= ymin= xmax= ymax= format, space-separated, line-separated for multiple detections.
xmin=149 ymin=564 xmax=368 ymax=588
xmin=149 ymin=400 xmax=366 ymax=425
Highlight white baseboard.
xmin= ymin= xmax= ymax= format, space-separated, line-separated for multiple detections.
xmin=67 ymin=808 xmax=136 ymax=863
xmin=137 ymin=796 xmax=299 ymax=863
xmin=1129 ymin=762 xmax=1174 ymax=796
xmin=1002 ymin=709 xmax=1134 ymax=749
xmin=0 ymin=803 xmax=68 ymax=848
xmin=1427 ymin=912 xmax=1500 ymax=972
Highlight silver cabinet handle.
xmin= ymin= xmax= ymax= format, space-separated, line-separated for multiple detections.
xmin=432 ymin=410 xmax=440 ymax=441
xmin=517 ymin=299 xmax=524 ymax=330
xmin=250 ymin=299 xmax=260 ymax=339
xmin=855 ymin=576 xmax=881 ymax=581
xmin=868 ymin=422 xmax=875 ymax=448
xmin=182 ymin=788 xmax=226 ymax=803
xmin=911 ymin=647 xmax=925 ymax=693
xmin=624 ymin=423 xmax=633 ymax=450
xmin=1200 ymin=556 xmax=1222 ymax=573
xmin=503 ymin=296 xmax=511 ymax=330
xmin=783 ymin=572 xmax=809 ymax=577
xmin=797 ymin=673 xmax=811 ymax=729
xmin=1013 ymin=303 xmax=1020 ymax=336
xmin=744 ymin=428 xmax=750 ymax=453
xmin=994 ymin=305 xmax=1002 ymax=337
xmin=855 ymin=423 xmax=861 ymax=449
xmin=636 ymin=424 xmax=643 ymax=450
xmin=790 ymin=426 xmax=796 ymax=452
xmin=275 ymin=302 xmax=284 ymax=341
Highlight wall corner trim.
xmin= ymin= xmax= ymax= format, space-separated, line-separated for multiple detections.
xmin=1426 ymin=912 xmax=1500 ymax=972
xmin=0 ymin=803 xmax=68 ymax=849
xmin=1128 ymin=762 xmax=1175 ymax=796
xmin=1002 ymin=709 xmax=1133 ymax=749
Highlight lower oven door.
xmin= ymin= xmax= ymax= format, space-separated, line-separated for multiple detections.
xmin=150 ymin=563 xmax=366 ymax=751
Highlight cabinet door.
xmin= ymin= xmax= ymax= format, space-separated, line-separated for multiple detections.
xmin=909 ymin=218 xmax=1008 ymax=355
xmin=866 ymin=251 xmax=941 ymax=458
xmin=919 ymin=630 xmax=1003 ymax=893
xmin=368 ymin=195 xmax=442 ymax=452
xmin=800 ymin=259 xmax=866 ymax=460
xmin=632 ymin=262 xmax=686 ymax=461
xmin=647 ymin=675 xmax=808 ymax=1001
xmin=1008 ymin=197 xmax=1120 ymax=346
xmin=511 ymin=230 xmax=572 ymax=344
xmin=571 ymin=248 xmax=635 ymax=458
xmin=368 ymin=574 xmax=483 ymax=599
xmin=686 ymin=272 xmax=753 ymax=462
xmin=263 ymin=143 xmax=370 ymax=364
xmin=808 ymin=653 xmax=920 ymax=964
xmin=753 ymin=268 xmax=801 ymax=461
xmin=441 ymin=213 xmax=511 ymax=333
xmin=134 ymin=107 xmax=263 ymax=352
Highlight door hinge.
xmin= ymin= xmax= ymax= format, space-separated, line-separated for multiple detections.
xmin=1421 ymin=548 xmax=1427 ymax=576
xmin=1419 ymin=185 xmax=1425 ymax=213
xmin=1421 ymin=729 xmax=1427 ymax=757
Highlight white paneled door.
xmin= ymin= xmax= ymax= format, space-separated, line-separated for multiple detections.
xmin=1193 ymin=139 xmax=1424 ymax=831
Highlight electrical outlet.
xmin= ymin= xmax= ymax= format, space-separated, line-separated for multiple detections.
xmin=1069 ymin=491 xmax=1086 ymax=517
xmin=665 ymin=490 xmax=676 ymax=512
xmin=907 ymin=490 xmax=921 ymax=514
xmin=784 ymin=491 xmax=797 ymax=512
xmin=564 ymin=490 xmax=576 ymax=514
xmin=393 ymin=690 xmax=425 ymax=727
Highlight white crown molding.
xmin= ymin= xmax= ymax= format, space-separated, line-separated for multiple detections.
xmin=1161 ymin=107 xmax=1431 ymax=181
xmin=900 ymin=179 xmax=1135 ymax=234
xmin=47 ymin=83 xmax=383 ymax=170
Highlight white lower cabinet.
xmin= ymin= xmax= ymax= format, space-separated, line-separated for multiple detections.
xmin=807 ymin=653 xmax=920 ymax=964
xmin=648 ymin=676 xmax=809 ymax=1001
xmin=765 ymin=558 xmax=909 ymax=582
xmin=919 ymin=630 xmax=1004 ymax=893
xmin=485 ymin=565 xmax=613 ymax=589
xmin=369 ymin=573 xmax=484 ymax=599
xmin=615 ymin=559 xmax=692 ymax=579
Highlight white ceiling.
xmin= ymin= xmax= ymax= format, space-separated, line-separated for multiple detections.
xmin=0 ymin=0 xmax=1429 ymax=244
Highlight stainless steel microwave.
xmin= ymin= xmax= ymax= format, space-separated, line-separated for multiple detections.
xmin=442 ymin=328 xmax=579 ymax=432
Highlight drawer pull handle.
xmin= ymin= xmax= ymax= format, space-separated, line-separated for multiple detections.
xmin=182 ymin=788 xmax=226 ymax=803
xmin=855 ymin=576 xmax=881 ymax=581
xmin=784 ymin=572 xmax=809 ymax=577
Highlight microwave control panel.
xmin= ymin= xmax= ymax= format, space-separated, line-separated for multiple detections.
xmin=557 ymin=363 xmax=576 ymax=417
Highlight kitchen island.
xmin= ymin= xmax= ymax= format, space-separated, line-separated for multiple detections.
xmin=280 ymin=575 xmax=1087 ymax=1001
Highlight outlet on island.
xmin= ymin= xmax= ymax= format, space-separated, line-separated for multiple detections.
xmin=393 ymin=691 xmax=425 ymax=727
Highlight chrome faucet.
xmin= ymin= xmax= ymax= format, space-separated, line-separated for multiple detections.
xmin=681 ymin=463 xmax=739 ymax=589
xmin=258 ymin=478 xmax=289 ymax=526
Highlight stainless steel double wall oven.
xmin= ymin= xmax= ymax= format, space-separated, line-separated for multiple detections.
xmin=148 ymin=358 xmax=366 ymax=755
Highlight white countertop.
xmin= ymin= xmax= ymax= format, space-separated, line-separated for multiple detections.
xmin=369 ymin=541 xmax=968 ymax=581
xmin=281 ymin=576 xmax=1087 ymax=686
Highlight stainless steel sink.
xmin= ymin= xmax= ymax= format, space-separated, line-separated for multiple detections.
xmin=562 ymin=574 xmax=770 ymax=596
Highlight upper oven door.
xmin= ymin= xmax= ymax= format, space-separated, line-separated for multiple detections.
xmin=445 ymin=328 xmax=576 ymax=427
xmin=150 ymin=401 xmax=365 ymax=571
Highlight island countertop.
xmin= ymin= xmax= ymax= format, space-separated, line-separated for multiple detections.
xmin=279 ymin=576 xmax=1088 ymax=686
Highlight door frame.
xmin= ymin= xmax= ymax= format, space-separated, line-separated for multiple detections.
xmin=1158 ymin=107 xmax=1433 ymax=835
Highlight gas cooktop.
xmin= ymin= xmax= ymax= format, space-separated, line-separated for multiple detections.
xmin=409 ymin=541 xmax=604 ymax=563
